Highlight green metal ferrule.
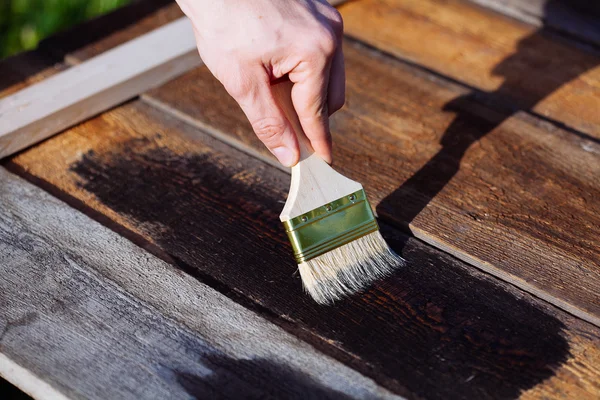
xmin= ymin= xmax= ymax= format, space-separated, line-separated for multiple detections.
xmin=282 ymin=189 xmax=379 ymax=263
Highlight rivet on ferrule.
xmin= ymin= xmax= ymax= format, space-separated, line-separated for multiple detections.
xmin=282 ymin=189 xmax=379 ymax=263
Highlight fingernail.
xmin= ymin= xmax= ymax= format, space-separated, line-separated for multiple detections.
xmin=272 ymin=146 xmax=295 ymax=167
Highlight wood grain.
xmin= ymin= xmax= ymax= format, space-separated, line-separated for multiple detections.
xmin=338 ymin=0 xmax=600 ymax=139
xmin=142 ymin=40 xmax=600 ymax=326
xmin=467 ymin=0 xmax=600 ymax=46
xmin=0 ymin=167 xmax=397 ymax=400
xmin=6 ymin=100 xmax=600 ymax=399
xmin=3 ymin=1 xmax=600 ymax=398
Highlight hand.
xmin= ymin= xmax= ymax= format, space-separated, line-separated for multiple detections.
xmin=176 ymin=0 xmax=345 ymax=166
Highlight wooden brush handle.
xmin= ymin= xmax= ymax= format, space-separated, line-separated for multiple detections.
xmin=272 ymin=80 xmax=362 ymax=221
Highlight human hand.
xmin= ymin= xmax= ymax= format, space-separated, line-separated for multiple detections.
xmin=176 ymin=0 xmax=344 ymax=166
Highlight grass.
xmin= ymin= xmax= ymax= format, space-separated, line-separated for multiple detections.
xmin=0 ymin=0 xmax=131 ymax=59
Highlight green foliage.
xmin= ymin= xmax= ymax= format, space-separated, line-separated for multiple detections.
xmin=0 ymin=0 xmax=131 ymax=59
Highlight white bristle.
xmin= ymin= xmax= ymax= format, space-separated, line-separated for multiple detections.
xmin=298 ymin=231 xmax=404 ymax=304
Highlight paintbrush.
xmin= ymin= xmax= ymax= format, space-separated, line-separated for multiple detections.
xmin=272 ymin=80 xmax=404 ymax=304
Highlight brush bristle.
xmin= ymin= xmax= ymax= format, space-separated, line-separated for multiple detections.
xmin=298 ymin=231 xmax=404 ymax=304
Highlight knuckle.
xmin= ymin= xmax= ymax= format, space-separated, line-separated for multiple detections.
xmin=322 ymin=30 xmax=338 ymax=54
xmin=219 ymin=63 xmax=255 ymax=100
xmin=251 ymin=117 xmax=287 ymax=145
xmin=224 ymin=77 xmax=253 ymax=100
xmin=313 ymin=26 xmax=337 ymax=56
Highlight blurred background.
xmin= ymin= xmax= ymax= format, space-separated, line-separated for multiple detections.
xmin=0 ymin=0 xmax=131 ymax=59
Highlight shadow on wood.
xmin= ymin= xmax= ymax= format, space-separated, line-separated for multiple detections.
xmin=0 ymin=377 xmax=33 ymax=400
xmin=377 ymin=0 xmax=600 ymax=229
xmin=174 ymin=355 xmax=353 ymax=399
xmin=66 ymin=137 xmax=570 ymax=399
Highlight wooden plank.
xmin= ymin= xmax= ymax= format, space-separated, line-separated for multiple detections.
xmin=338 ymin=0 xmax=600 ymax=139
xmin=0 ymin=166 xmax=397 ymax=400
xmin=467 ymin=0 xmax=600 ymax=46
xmin=0 ymin=17 xmax=200 ymax=159
xmin=5 ymin=100 xmax=600 ymax=399
xmin=140 ymin=40 xmax=600 ymax=326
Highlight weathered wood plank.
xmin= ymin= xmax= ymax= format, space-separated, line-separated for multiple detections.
xmin=467 ymin=0 xmax=600 ymax=46
xmin=0 ymin=166 xmax=397 ymax=400
xmin=0 ymin=17 xmax=200 ymax=159
xmin=338 ymin=0 xmax=600 ymax=139
xmin=6 ymin=100 xmax=600 ymax=399
xmin=140 ymin=40 xmax=600 ymax=326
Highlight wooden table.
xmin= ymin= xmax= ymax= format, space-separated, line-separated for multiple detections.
xmin=1 ymin=0 xmax=599 ymax=398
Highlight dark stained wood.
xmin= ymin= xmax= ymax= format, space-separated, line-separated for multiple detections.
xmin=6 ymin=100 xmax=600 ymax=399
xmin=338 ymin=0 xmax=600 ymax=139
xmin=0 ymin=167 xmax=394 ymax=400
xmin=141 ymin=40 xmax=600 ymax=326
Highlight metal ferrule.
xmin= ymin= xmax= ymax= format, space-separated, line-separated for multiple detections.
xmin=282 ymin=189 xmax=379 ymax=263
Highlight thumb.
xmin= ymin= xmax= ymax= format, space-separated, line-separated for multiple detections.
xmin=228 ymin=77 xmax=300 ymax=167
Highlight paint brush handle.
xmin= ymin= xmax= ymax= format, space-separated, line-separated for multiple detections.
xmin=272 ymin=79 xmax=363 ymax=221
xmin=270 ymin=79 xmax=314 ymax=162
